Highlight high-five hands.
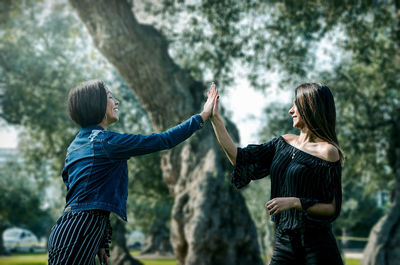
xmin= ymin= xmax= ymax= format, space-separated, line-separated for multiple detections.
xmin=200 ymin=82 xmax=219 ymax=122
xmin=210 ymin=82 xmax=220 ymax=120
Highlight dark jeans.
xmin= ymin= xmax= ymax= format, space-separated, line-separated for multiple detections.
xmin=270 ymin=226 xmax=344 ymax=265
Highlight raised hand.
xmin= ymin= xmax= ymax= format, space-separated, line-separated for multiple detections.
xmin=200 ymin=82 xmax=218 ymax=121
xmin=208 ymin=82 xmax=237 ymax=166
xmin=210 ymin=82 xmax=220 ymax=120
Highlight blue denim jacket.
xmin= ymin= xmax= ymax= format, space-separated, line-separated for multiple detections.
xmin=62 ymin=114 xmax=204 ymax=221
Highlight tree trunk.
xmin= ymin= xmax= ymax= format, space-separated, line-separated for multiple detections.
xmin=362 ymin=148 xmax=400 ymax=265
xmin=111 ymin=218 xmax=143 ymax=265
xmin=69 ymin=1 xmax=263 ymax=264
xmin=141 ymin=217 xmax=173 ymax=255
xmin=0 ymin=226 xmax=9 ymax=256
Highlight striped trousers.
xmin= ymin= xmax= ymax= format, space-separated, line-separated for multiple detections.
xmin=48 ymin=210 xmax=111 ymax=265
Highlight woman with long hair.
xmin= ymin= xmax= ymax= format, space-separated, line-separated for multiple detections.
xmin=210 ymin=83 xmax=344 ymax=264
xmin=48 ymin=80 xmax=217 ymax=265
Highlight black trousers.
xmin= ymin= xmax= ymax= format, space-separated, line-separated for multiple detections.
xmin=48 ymin=210 xmax=111 ymax=265
xmin=270 ymin=226 xmax=344 ymax=265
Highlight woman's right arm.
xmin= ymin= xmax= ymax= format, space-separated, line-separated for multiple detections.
xmin=210 ymin=83 xmax=238 ymax=166
xmin=103 ymin=85 xmax=218 ymax=159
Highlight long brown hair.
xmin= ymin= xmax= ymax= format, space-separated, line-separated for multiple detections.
xmin=295 ymin=83 xmax=344 ymax=162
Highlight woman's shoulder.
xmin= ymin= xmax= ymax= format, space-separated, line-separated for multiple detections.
xmin=315 ymin=142 xmax=340 ymax=162
xmin=281 ymin=134 xmax=340 ymax=163
xmin=281 ymin=134 xmax=297 ymax=144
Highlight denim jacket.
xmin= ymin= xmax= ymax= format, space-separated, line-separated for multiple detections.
xmin=62 ymin=114 xmax=204 ymax=221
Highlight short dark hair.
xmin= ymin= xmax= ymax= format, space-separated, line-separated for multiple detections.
xmin=67 ymin=80 xmax=107 ymax=127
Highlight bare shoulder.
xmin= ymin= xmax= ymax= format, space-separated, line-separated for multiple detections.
xmin=318 ymin=142 xmax=340 ymax=162
xmin=281 ymin=134 xmax=297 ymax=144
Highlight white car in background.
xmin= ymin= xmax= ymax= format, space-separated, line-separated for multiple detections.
xmin=3 ymin=227 xmax=40 ymax=253
xmin=126 ymin=230 xmax=146 ymax=250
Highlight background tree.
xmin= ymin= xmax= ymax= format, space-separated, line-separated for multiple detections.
xmin=0 ymin=160 xmax=53 ymax=255
xmin=127 ymin=153 xmax=174 ymax=255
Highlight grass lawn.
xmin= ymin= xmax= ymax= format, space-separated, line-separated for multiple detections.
xmin=0 ymin=253 xmax=177 ymax=265
xmin=346 ymin=258 xmax=361 ymax=265
xmin=0 ymin=253 xmax=361 ymax=265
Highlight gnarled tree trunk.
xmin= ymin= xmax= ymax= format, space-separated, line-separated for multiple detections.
xmin=141 ymin=216 xmax=173 ymax=255
xmin=111 ymin=218 xmax=143 ymax=265
xmin=362 ymin=147 xmax=400 ymax=265
xmin=69 ymin=1 xmax=263 ymax=264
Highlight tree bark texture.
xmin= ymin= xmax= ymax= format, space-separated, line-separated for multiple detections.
xmin=141 ymin=217 xmax=173 ymax=255
xmin=69 ymin=1 xmax=263 ymax=264
xmin=0 ymin=227 xmax=8 ymax=256
xmin=362 ymin=148 xmax=400 ymax=265
xmin=111 ymin=218 xmax=143 ymax=265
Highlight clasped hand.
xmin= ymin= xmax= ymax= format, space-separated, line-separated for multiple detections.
xmin=97 ymin=248 xmax=108 ymax=265
xmin=265 ymin=197 xmax=301 ymax=215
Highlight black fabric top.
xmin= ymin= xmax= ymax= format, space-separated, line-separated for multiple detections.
xmin=232 ymin=136 xmax=342 ymax=230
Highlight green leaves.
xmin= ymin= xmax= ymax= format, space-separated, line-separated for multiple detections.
xmin=0 ymin=159 xmax=53 ymax=238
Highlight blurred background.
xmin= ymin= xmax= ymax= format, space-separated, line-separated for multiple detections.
xmin=0 ymin=0 xmax=399 ymax=265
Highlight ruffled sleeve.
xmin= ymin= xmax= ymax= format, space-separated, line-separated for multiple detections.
xmin=231 ymin=137 xmax=279 ymax=189
xmin=303 ymin=163 xmax=342 ymax=223
xmin=327 ymin=164 xmax=342 ymax=222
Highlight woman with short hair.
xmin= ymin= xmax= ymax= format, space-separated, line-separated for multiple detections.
xmin=48 ymin=80 xmax=217 ymax=265
xmin=210 ymin=82 xmax=344 ymax=265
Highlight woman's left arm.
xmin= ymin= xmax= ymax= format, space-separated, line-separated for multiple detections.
xmin=265 ymin=197 xmax=336 ymax=217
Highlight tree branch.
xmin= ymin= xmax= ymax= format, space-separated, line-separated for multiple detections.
xmin=68 ymin=0 xmax=203 ymax=130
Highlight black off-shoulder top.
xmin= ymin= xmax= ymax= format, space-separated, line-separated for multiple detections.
xmin=232 ymin=136 xmax=342 ymax=230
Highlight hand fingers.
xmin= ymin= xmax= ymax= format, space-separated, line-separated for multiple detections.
xmin=213 ymin=94 xmax=219 ymax=105
xmin=211 ymin=82 xmax=216 ymax=93
xmin=268 ymin=205 xmax=279 ymax=215
xmin=100 ymin=255 xmax=108 ymax=265
xmin=266 ymin=199 xmax=274 ymax=208
xmin=209 ymin=82 xmax=219 ymax=108
xmin=271 ymin=208 xmax=279 ymax=215
xmin=211 ymin=84 xmax=216 ymax=96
